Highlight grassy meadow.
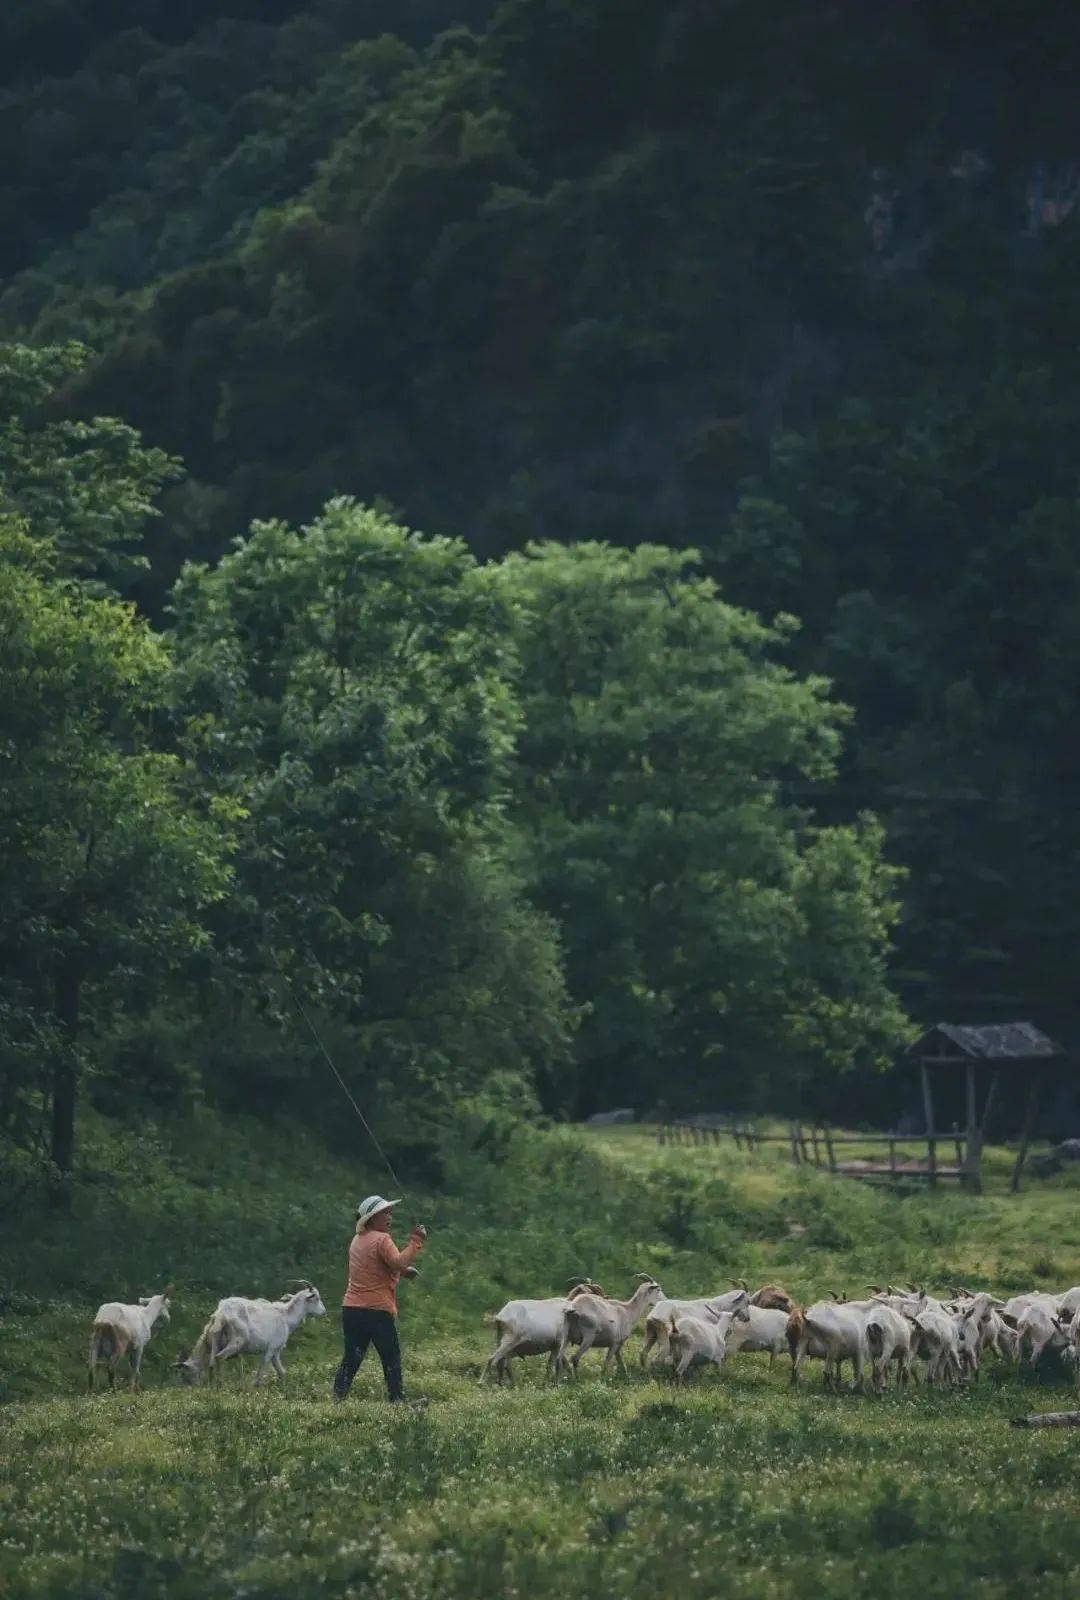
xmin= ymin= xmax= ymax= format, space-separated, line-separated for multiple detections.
xmin=2 ymin=1111 xmax=1080 ymax=1599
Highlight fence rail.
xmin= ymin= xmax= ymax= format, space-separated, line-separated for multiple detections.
xmin=656 ymin=1119 xmax=969 ymax=1185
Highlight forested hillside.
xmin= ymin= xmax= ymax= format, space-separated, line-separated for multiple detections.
xmin=2 ymin=1 xmax=1080 ymax=1183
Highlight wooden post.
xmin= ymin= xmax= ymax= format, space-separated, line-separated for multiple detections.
xmin=964 ymin=1060 xmax=982 ymax=1192
xmin=823 ymin=1125 xmax=837 ymax=1173
xmin=1011 ymin=1071 xmax=1043 ymax=1193
xmin=789 ymin=1125 xmax=801 ymax=1165
xmin=799 ymin=1125 xmax=811 ymax=1163
xmin=888 ymin=1135 xmax=897 ymax=1177
xmin=981 ymin=1068 xmax=1001 ymax=1140
xmin=965 ymin=1065 xmax=999 ymax=1193
xmin=920 ymin=1061 xmax=937 ymax=1188
xmin=953 ymin=1123 xmax=964 ymax=1167
xmin=810 ymin=1126 xmax=821 ymax=1168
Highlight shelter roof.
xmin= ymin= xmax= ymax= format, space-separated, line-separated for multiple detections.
xmin=909 ymin=1022 xmax=1062 ymax=1063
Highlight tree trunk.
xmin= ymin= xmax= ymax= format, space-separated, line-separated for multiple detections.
xmin=964 ymin=1062 xmax=982 ymax=1194
xmin=50 ymin=961 xmax=80 ymax=1208
xmin=1011 ymin=1411 xmax=1080 ymax=1429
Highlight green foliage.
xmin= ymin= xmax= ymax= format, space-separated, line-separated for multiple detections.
xmin=0 ymin=349 xmax=231 ymax=1177
xmin=0 ymin=342 xmax=181 ymax=592
xmin=0 ymin=527 xmax=232 ymax=1174
xmin=170 ymin=499 xmax=573 ymax=1127
xmin=1 ymin=2 xmax=1076 ymax=1051
xmin=1 ymin=339 xmax=904 ymax=1159
xmin=729 ymin=389 xmax=1080 ymax=1032
xmin=497 ymin=542 xmax=909 ymax=1109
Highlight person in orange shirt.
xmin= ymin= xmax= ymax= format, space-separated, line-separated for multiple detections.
xmin=332 ymin=1194 xmax=426 ymax=1403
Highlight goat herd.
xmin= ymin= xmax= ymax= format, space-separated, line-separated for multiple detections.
xmin=85 ymin=1274 xmax=1080 ymax=1397
xmin=483 ymin=1275 xmax=1080 ymax=1393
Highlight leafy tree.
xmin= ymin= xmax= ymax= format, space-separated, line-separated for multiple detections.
xmin=0 ymin=342 xmax=181 ymax=593
xmin=0 ymin=521 xmax=232 ymax=1190
xmin=495 ymin=542 xmax=909 ymax=1112
xmin=3 ymin=0 xmax=1079 ymax=1078
xmin=170 ymin=500 xmax=572 ymax=1132
xmin=727 ymin=386 xmax=1080 ymax=1037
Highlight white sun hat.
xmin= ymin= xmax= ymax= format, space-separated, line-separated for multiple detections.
xmin=355 ymin=1194 xmax=401 ymax=1228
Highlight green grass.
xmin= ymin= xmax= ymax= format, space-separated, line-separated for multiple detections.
xmin=2 ymin=1110 xmax=1080 ymax=1599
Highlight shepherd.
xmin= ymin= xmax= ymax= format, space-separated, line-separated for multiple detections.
xmin=332 ymin=1194 xmax=426 ymax=1404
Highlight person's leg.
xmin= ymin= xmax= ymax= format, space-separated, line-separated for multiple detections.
xmin=333 ymin=1308 xmax=372 ymax=1399
xmin=369 ymin=1312 xmax=404 ymax=1401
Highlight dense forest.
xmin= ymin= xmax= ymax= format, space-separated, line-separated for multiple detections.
xmin=3 ymin=0 xmax=1079 ymax=1189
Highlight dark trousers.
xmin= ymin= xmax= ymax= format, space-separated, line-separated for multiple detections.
xmin=334 ymin=1307 xmax=404 ymax=1401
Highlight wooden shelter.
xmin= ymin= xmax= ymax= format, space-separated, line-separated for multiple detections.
xmin=908 ymin=1022 xmax=1063 ymax=1193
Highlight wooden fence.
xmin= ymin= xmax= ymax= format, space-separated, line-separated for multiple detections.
xmin=657 ymin=1119 xmax=970 ymax=1186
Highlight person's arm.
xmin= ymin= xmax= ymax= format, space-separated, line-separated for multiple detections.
xmin=377 ymin=1227 xmax=425 ymax=1273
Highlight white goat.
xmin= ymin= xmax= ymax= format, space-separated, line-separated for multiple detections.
xmin=953 ymin=1292 xmax=1017 ymax=1378
xmin=788 ymin=1301 xmax=871 ymax=1392
xmin=555 ymin=1277 xmax=662 ymax=1378
xmin=725 ymin=1305 xmax=791 ymax=1368
xmin=946 ymin=1291 xmax=1017 ymax=1364
xmin=642 ymin=1287 xmax=753 ymax=1368
xmin=668 ymin=1297 xmax=750 ymax=1386
xmin=178 ymin=1282 xmax=326 ymax=1386
xmin=482 ymin=1281 xmax=607 ymax=1386
xmin=1015 ymin=1297 xmax=1068 ymax=1365
xmin=88 ymin=1285 xmax=174 ymax=1391
xmin=981 ymin=1307 xmax=1020 ymax=1364
xmin=909 ymin=1304 xmax=962 ymax=1385
xmin=1057 ymin=1285 xmax=1080 ymax=1318
xmin=1001 ymin=1290 xmax=1059 ymax=1327
xmin=863 ymin=1302 xmax=914 ymax=1392
xmin=1055 ymin=1306 xmax=1080 ymax=1390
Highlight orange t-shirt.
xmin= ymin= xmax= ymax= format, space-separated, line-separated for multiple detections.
xmin=343 ymin=1228 xmax=423 ymax=1316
